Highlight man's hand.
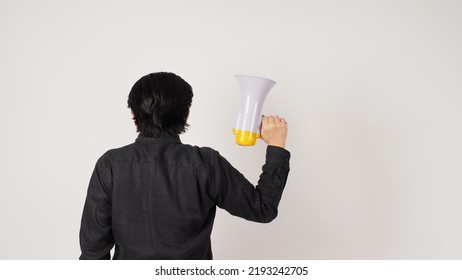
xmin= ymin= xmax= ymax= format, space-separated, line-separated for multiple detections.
xmin=260 ymin=115 xmax=288 ymax=149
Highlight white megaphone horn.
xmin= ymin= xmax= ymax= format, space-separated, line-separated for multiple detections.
xmin=233 ymin=75 xmax=277 ymax=146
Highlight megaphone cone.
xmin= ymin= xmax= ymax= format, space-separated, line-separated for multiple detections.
xmin=233 ymin=75 xmax=276 ymax=146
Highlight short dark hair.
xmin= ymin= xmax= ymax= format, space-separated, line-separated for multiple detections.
xmin=127 ymin=72 xmax=193 ymax=137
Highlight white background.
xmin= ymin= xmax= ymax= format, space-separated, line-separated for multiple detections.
xmin=0 ymin=0 xmax=461 ymax=259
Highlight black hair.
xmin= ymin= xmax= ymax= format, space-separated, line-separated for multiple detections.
xmin=127 ymin=72 xmax=193 ymax=137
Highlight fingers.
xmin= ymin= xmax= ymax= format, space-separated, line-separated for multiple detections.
xmin=274 ymin=116 xmax=280 ymax=124
xmin=260 ymin=115 xmax=288 ymax=148
xmin=262 ymin=115 xmax=287 ymax=126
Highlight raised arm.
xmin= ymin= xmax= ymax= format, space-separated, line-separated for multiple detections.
xmin=211 ymin=115 xmax=290 ymax=223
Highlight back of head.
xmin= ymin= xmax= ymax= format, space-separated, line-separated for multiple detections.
xmin=127 ymin=72 xmax=193 ymax=137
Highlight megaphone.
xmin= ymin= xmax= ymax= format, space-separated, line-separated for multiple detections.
xmin=233 ymin=75 xmax=277 ymax=146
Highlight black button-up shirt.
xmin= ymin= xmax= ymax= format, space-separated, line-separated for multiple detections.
xmin=79 ymin=134 xmax=290 ymax=259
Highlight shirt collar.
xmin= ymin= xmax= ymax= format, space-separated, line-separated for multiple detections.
xmin=135 ymin=133 xmax=182 ymax=144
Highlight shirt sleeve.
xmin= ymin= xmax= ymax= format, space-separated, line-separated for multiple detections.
xmin=79 ymin=158 xmax=114 ymax=260
xmin=211 ymin=146 xmax=290 ymax=223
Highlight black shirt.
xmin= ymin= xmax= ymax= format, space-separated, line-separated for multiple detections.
xmin=79 ymin=133 xmax=290 ymax=260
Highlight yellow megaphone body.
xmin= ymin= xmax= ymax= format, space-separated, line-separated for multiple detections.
xmin=233 ymin=75 xmax=276 ymax=146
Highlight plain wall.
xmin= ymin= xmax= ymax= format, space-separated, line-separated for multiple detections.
xmin=0 ymin=0 xmax=461 ymax=259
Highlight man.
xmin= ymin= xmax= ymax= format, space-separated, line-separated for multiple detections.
xmin=79 ymin=72 xmax=290 ymax=259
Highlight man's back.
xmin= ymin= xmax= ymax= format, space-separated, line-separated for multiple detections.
xmin=79 ymin=72 xmax=290 ymax=259
xmin=79 ymin=133 xmax=290 ymax=259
